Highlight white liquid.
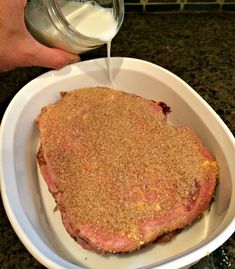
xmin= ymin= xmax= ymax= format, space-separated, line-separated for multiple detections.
xmin=60 ymin=2 xmax=117 ymax=85
xmin=60 ymin=2 xmax=118 ymax=42
xmin=106 ymin=41 xmax=114 ymax=86
xmin=26 ymin=1 xmax=118 ymax=53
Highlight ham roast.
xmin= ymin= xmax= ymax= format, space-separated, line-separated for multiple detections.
xmin=36 ymin=87 xmax=218 ymax=254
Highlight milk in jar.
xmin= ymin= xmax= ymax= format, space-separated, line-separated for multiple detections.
xmin=25 ymin=0 xmax=124 ymax=54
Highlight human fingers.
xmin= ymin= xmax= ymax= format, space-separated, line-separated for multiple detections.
xmin=29 ymin=44 xmax=80 ymax=69
xmin=16 ymin=36 xmax=80 ymax=69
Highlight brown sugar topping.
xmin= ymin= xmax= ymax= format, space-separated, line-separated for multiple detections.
xmin=37 ymin=87 xmax=218 ymax=243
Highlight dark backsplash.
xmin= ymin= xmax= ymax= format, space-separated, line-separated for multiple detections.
xmin=124 ymin=0 xmax=235 ymax=12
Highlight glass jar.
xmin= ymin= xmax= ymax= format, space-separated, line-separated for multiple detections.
xmin=25 ymin=0 xmax=124 ymax=54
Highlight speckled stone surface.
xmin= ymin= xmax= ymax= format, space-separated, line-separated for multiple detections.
xmin=0 ymin=12 xmax=234 ymax=269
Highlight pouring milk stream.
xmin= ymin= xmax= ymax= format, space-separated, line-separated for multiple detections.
xmin=25 ymin=0 xmax=124 ymax=85
xmin=60 ymin=2 xmax=118 ymax=85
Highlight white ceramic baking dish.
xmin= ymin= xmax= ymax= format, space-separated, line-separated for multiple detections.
xmin=0 ymin=57 xmax=234 ymax=269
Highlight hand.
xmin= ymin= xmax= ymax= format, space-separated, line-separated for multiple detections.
xmin=0 ymin=0 xmax=80 ymax=72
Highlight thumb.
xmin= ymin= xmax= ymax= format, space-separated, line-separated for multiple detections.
xmin=29 ymin=43 xmax=80 ymax=69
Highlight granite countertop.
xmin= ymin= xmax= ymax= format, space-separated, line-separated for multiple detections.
xmin=0 ymin=12 xmax=234 ymax=269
